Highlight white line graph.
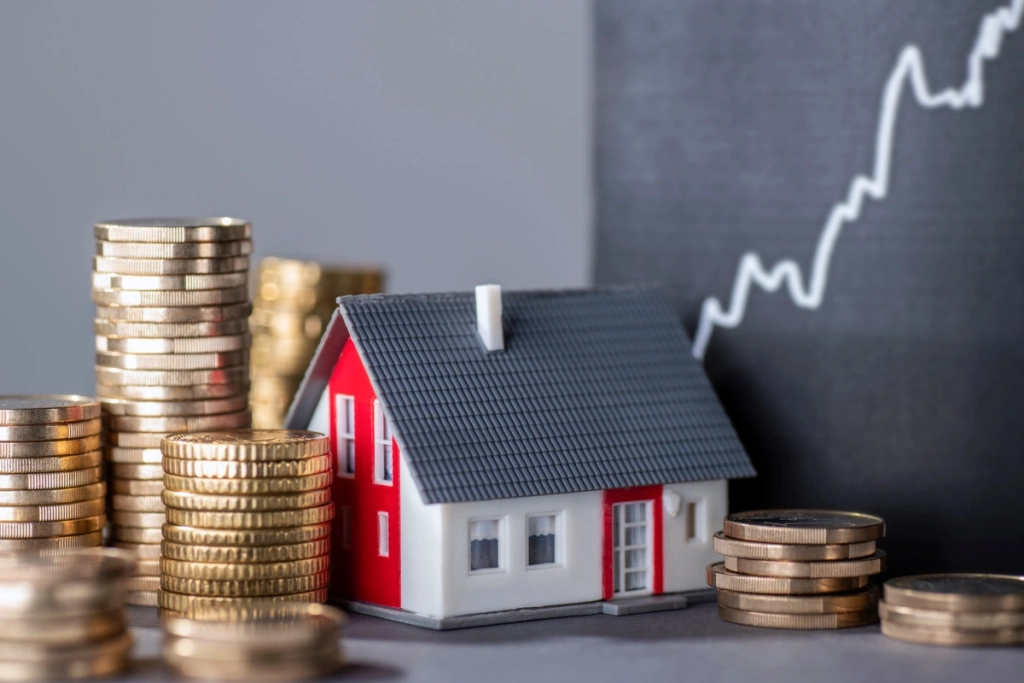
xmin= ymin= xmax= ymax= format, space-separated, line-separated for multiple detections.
xmin=692 ymin=0 xmax=1024 ymax=361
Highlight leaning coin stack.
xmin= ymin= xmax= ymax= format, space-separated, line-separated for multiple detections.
xmin=162 ymin=602 xmax=345 ymax=681
xmin=250 ymin=258 xmax=382 ymax=429
xmin=0 ymin=548 xmax=135 ymax=680
xmin=93 ymin=217 xmax=254 ymax=606
xmin=0 ymin=395 xmax=106 ymax=554
xmin=880 ymin=574 xmax=1024 ymax=646
xmin=159 ymin=430 xmax=333 ymax=615
xmin=707 ymin=510 xmax=887 ymax=629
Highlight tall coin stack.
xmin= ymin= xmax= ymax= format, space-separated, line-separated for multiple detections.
xmin=250 ymin=258 xmax=383 ymax=429
xmin=0 ymin=396 xmax=106 ymax=554
xmin=707 ymin=510 xmax=887 ymax=629
xmin=159 ymin=430 xmax=333 ymax=615
xmin=880 ymin=574 xmax=1024 ymax=646
xmin=93 ymin=218 xmax=254 ymax=606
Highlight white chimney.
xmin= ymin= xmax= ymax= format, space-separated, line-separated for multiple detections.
xmin=475 ymin=284 xmax=504 ymax=352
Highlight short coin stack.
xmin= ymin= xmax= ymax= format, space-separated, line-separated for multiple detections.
xmin=0 ymin=548 xmax=135 ymax=680
xmin=250 ymin=258 xmax=382 ymax=429
xmin=93 ymin=217 xmax=254 ymax=606
xmin=159 ymin=430 xmax=334 ymax=615
xmin=880 ymin=574 xmax=1024 ymax=646
xmin=0 ymin=395 xmax=106 ymax=554
xmin=707 ymin=510 xmax=887 ymax=629
xmin=162 ymin=602 xmax=345 ymax=681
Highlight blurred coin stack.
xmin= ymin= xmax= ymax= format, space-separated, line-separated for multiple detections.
xmin=0 ymin=396 xmax=106 ymax=554
xmin=0 ymin=548 xmax=135 ymax=680
xmin=707 ymin=510 xmax=887 ymax=629
xmin=93 ymin=218 xmax=254 ymax=606
xmin=162 ymin=602 xmax=345 ymax=681
xmin=159 ymin=430 xmax=333 ymax=615
xmin=880 ymin=574 xmax=1024 ymax=646
xmin=250 ymin=258 xmax=382 ymax=429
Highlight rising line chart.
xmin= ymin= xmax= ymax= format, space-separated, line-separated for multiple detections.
xmin=692 ymin=0 xmax=1024 ymax=361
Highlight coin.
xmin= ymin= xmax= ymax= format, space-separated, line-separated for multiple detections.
xmin=0 ymin=515 xmax=106 ymax=538
xmin=0 ymin=482 xmax=105 ymax=506
xmin=104 ymin=410 xmax=251 ymax=433
xmin=161 ymin=539 xmax=331 ymax=564
xmin=0 ymin=498 xmax=104 ymax=522
xmin=161 ymin=489 xmax=331 ymax=512
xmin=114 ymin=542 xmax=162 ymax=560
xmin=97 ymin=382 xmax=249 ymax=401
xmin=884 ymin=574 xmax=1024 ymax=612
xmin=161 ymin=430 xmax=330 ymax=462
xmin=0 ymin=609 xmax=124 ymax=645
xmin=110 ymin=494 xmax=165 ymax=512
xmin=0 ymin=531 xmax=103 ymax=553
xmin=126 ymin=575 xmax=162 ymax=592
xmin=0 ymin=435 xmax=101 ymax=458
xmin=0 ymin=630 xmax=133 ymax=666
xmin=0 ymin=419 xmax=101 ymax=442
xmin=93 ymin=255 xmax=249 ymax=276
xmin=723 ymin=510 xmax=886 ymax=544
xmin=93 ymin=271 xmax=248 ymax=292
xmin=162 ymin=523 xmax=332 ymax=547
xmin=165 ymin=504 xmax=334 ymax=530
xmin=95 ymin=240 xmax=252 ymax=259
xmin=95 ymin=217 xmax=251 ymax=243
xmin=157 ymin=588 xmax=328 ymax=614
xmin=705 ymin=563 xmax=869 ymax=595
xmin=96 ymin=349 xmax=248 ymax=370
xmin=160 ymin=601 xmax=343 ymax=641
xmin=0 ymin=396 xmax=100 ymax=426
xmin=95 ymin=365 xmax=249 ymax=387
xmin=723 ymin=551 xmax=887 ymax=578
xmin=717 ymin=604 xmax=878 ymax=630
xmin=111 ymin=478 xmax=164 ymax=495
xmin=109 ymin=463 xmax=165 ymax=479
xmin=111 ymin=526 xmax=163 ymax=544
xmin=163 ymin=455 xmax=331 ymax=479
xmin=107 ymin=431 xmax=170 ymax=449
xmin=0 ymin=467 xmax=103 ymax=491
xmin=97 ymin=333 xmax=251 ymax=355
xmin=161 ymin=571 xmax=330 ymax=597
xmin=879 ymin=601 xmax=1024 ymax=630
xmin=125 ymin=591 xmax=159 ymax=607
xmin=100 ymin=396 xmax=249 ymax=417
xmin=881 ymin=619 xmax=1024 ymax=646
xmin=92 ymin=285 xmax=250 ymax=308
xmin=0 ymin=451 xmax=102 ymax=474
xmin=104 ymin=447 xmax=162 ymax=464
xmin=162 ymin=648 xmax=340 ymax=682
xmin=96 ymin=302 xmax=252 ymax=323
xmin=137 ymin=558 xmax=162 ymax=575
xmin=717 ymin=585 xmax=880 ymax=614
xmin=95 ymin=318 xmax=250 ymax=339
xmin=163 ymin=473 xmax=333 ymax=495
xmin=161 ymin=556 xmax=330 ymax=581
xmin=712 ymin=532 xmax=877 ymax=561
xmin=108 ymin=511 xmax=164 ymax=528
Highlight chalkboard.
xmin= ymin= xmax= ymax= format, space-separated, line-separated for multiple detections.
xmin=595 ymin=0 xmax=1024 ymax=575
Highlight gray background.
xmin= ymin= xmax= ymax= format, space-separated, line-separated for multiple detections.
xmin=0 ymin=0 xmax=591 ymax=393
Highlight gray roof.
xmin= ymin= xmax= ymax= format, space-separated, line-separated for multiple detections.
xmin=286 ymin=287 xmax=754 ymax=504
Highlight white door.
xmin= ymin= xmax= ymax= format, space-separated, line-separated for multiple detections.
xmin=612 ymin=501 xmax=653 ymax=597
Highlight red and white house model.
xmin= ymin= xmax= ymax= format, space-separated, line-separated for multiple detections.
xmin=285 ymin=285 xmax=754 ymax=629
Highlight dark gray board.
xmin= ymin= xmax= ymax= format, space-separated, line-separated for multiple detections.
xmin=595 ymin=0 xmax=1024 ymax=575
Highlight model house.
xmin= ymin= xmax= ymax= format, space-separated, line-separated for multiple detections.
xmin=285 ymin=285 xmax=755 ymax=628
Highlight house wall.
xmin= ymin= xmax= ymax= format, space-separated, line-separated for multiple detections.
xmin=660 ymin=479 xmax=727 ymax=593
xmin=398 ymin=451 xmax=445 ymax=618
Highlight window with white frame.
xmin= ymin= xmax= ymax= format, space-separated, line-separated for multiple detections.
xmin=373 ymin=400 xmax=393 ymax=484
xmin=335 ymin=395 xmax=355 ymax=477
xmin=527 ymin=513 xmax=560 ymax=567
xmin=378 ymin=512 xmax=389 ymax=557
xmin=469 ymin=518 xmax=502 ymax=572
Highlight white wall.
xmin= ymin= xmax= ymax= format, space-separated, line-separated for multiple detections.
xmin=661 ymin=479 xmax=728 ymax=594
xmin=400 ymin=452 xmax=445 ymax=618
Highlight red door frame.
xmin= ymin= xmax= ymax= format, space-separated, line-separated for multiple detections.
xmin=602 ymin=485 xmax=663 ymax=600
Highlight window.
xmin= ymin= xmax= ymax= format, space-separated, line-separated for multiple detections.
xmin=469 ymin=518 xmax=502 ymax=572
xmin=341 ymin=506 xmax=352 ymax=550
xmin=335 ymin=395 xmax=355 ymax=477
xmin=373 ymin=401 xmax=393 ymax=484
xmin=527 ymin=513 xmax=560 ymax=567
xmin=378 ymin=512 xmax=389 ymax=557
xmin=685 ymin=499 xmax=706 ymax=543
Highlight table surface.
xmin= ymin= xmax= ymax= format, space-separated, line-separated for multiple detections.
xmin=127 ymin=601 xmax=1022 ymax=682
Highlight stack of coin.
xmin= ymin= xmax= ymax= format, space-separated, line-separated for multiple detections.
xmin=707 ymin=510 xmax=887 ymax=629
xmin=93 ymin=217 xmax=254 ymax=606
xmin=159 ymin=430 xmax=333 ymax=615
xmin=0 ymin=548 xmax=135 ymax=680
xmin=250 ymin=258 xmax=382 ymax=428
xmin=162 ymin=602 xmax=344 ymax=681
xmin=0 ymin=395 xmax=106 ymax=554
xmin=880 ymin=574 xmax=1024 ymax=646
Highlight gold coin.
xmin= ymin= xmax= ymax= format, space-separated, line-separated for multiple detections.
xmin=0 ymin=549 xmax=134 ymax=615
xmin=126 ymin=575 xmax=162 ymax=592
xmin=717 ymin=604 xmax=878 ymax=630
xmin=104 ymin=410 xmax=251 ymax=433
xmin=109 ymin=462 xmax=164 ymax=479
xmin=92 ymin=286 xmax=249 ymax=308
xmin=162 ymin=523 xmax=332 ymax=547
xmin=106 ymin=431 xmax=176 ymax=449
xmin=96 ymin=333 xmax=251 ymax=355
xmin=162 ymin=571 xmax=329 ymax=597
xmin=93 ymin=271 xmax=248 ymax=292
xmin=723 ymin=550 xmax=887 ymax=578
xmin=0 ymin=531 xmax=103 ymax=553
xmin=162 ymin=646 xmax=340 ymax=682
xmin=108 ymin=510 xmax=164 ymax=528
xmin=0 ymin=498 xmax=104 ymax=522
xmin=0 ymin=396 xmax=100 ymax=426
xmin=0 ymin=651 xmax=129 ymax=681
xmin=157 ymin=587 xmax=328 ymax=614
xmin=162 ymin=489 xmax=331 ymax=512
xmin=723 ymin=510 xmax=886 ymax=545
xmin=879 ymin=600 xmax=1024 ymax=630
xmin=163 ymin=473 xmax=333 ymax=495
xmin=93 ymin=255 xmax=249 ymax=276
xmin=0 ymin=451 xmax=102 ymax=474
xmin=0 ymin=467 xmax=103 ymax=491
xmin=103 ymin=447 xmax=163 ymax=464
xmin=111 ymin=526 xmax=162 ymax=544
xmin=161 ymin=430 xmax=329 ymax=462
xmin=712 ymin=531 xmax=877 ymax=561
xmin=96 ymin=349 xmax=249 ymax=371
xmin=0 ymin=482 xmax=105 ymax=506
xmin=125 ymin=590 xmax=159 ymax=607
xmin=95 ymin=239 xmax=252 ymax=259
xmin=161 ymin=634 xmax=339 ymax=664
xmin=161 ymin=601 xmax=342 ymax=641
xmin=716 ymin=585 xmax=880 ymax=614
xmin=884 ymin=574 xmax=1024 ymax=612
xmin=95 ymin=317 xmax=249 ymax=339
xmin=162 ymin=556 xmax=329 ymax=581
xmin=161 ymin=539 xmax=331 ymax=564
xmin=136 ymin=559 xmax=162 ymax=575
xmin=0 ymin=435 xmax=101 ymax=458
xmin=0 ymin=419 xmax=101 ymax=442
xmin=881 ymin=619 xmax=1024 ymax=646
xmin=0 ymin=609 xmax=124 ymax=645
xmin=95 ymin=217 xmax=251 ymax=243
xmin=163 ymin=455 xmax=331 ymax=479
xmin=111 ymin=478 xmax=164 ymax=495
xmin=95 ymin=364 xmax=249 ymax=387
xmin=96 ymin=302 xmax=252 ymax=323
xmin=97 ymin=381 xmax=249 ymax=401
xmin=110 ymin=494 xmax=165 ymax=512
xmin=0 ymin=631 xmax=133 ymax=668
xmin=100 ymin=395 xmax=249 ymax=417
xmin=705 ymin=562 xmax=869 ymax=595
xmin=165 ymin=504 xmax=334 ymax=530
xmin=0 ymin=514 xmax=106 ymax=539
xmin=115 ymin=542 xmax=162 ymax=560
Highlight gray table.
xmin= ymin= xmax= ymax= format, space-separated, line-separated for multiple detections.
xmin=129 ymin=602 xmax=1021 ymax=682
